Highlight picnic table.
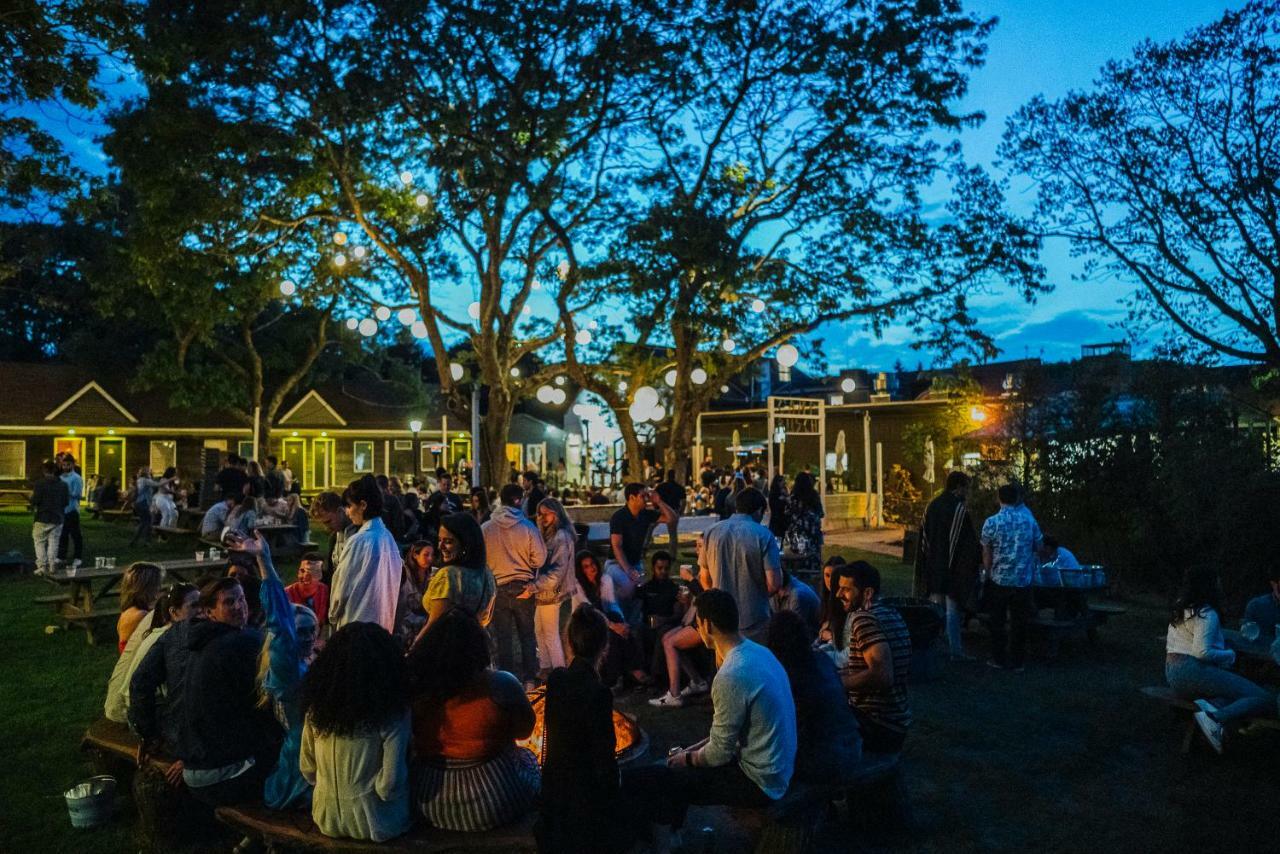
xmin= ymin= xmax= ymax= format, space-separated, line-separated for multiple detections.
xmin=1224 ymin=628 xmax=1280 ymax=685
xmin=252 ymin=523 xmax=311 ymax=557
xmin=1021 ymin=567 xmax=1126 ymax=656
xmin=35 ymin=558 xmax=222 ymax=644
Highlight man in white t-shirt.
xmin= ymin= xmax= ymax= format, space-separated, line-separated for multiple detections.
xmin=1038 ymin=536 xmax=1080 ymax=570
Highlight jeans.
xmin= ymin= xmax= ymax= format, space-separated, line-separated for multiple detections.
xmin=1165 ymin=653 xmax=1275 ymax=725
xmin=930 ymin=593 xmax=964 ymax=655
xmin=605 ymin=560 xmax=643 ymax=626
xmin=492 ymin=582 xmax=538 ymax=681
xmin=535 ymin=600 xmax=567 ymax=672
xmin=853 ymin=708 xmax=907 ymax=754
xmin=58 ymin=511 xmax=83 ymax=562
xmin=32 ymin=521 xmax=63 ymax=573
xmin=986 ymin=583 xmax=1034 ymax=667
xmin=622 ymin=760 xmax=771 ymax=829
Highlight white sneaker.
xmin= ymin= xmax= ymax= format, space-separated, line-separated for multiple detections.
xmin=1194 ymin=710 xmax=1225 ymax=754
xmin=648 ymin=692 xmax=684 ymax=709
xmin=678 ymin=679 xmax=709 ymax=698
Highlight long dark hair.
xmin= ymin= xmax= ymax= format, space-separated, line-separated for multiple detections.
xmin=766 ymin=610 xmax=821 ymax=690
xmin=1171 ymin=566 xmax=1222 ymax=627
xmin=439 ymin=512 xmax=486 ymax=570
xmin=302 ymin=622 xmax=406 ymax=736
xmin=406 ymin=608 xmax=490 ymax=707
xmin=790 ymin=471 xmax=822 ymax=514
xmin=768 ymin=475 xmax=787 ymax=501
xmin=148 ymin=582 xmax=198 ymax=637
xmin=343 ymin=473 xmax=384 ymax=518
xmin=469 ymin=486 xmax=490 ymax=516
xmin=574 ymin=550 xmax=603 ymax=606
xmin=818 ymin=556 xmax=845 ymax=631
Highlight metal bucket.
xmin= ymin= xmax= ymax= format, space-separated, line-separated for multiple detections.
xmin=64 ymin=775 xmax=115 ymax=829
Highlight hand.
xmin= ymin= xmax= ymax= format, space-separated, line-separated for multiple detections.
xmin=666 ymin=749 xmax=690 ymax=768
xmin=516 ymin=585 xmax=534 ymax=599
xmin=609 ymin=621 xmax=630 ymax=638
xmin=678 ymin=565 xmax=695 ymax=582
xmin=164 ymin=760 xmax=185 ymax=788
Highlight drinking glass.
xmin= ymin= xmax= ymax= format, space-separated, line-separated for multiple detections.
xmin=1241 ymin=621 xmax=1260 ymax=642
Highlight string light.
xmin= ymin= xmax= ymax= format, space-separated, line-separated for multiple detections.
xmin=399 ymin=171 xmax=414 ymax=185
xmin=840 ymin=377 xmax=856 ymax=393
xmin=510 ymin=367 xmax=521 ymax=378
xmin=721 ymin=338 xmax=736 ymax=353
xmin=415 ymin=193 xmax=429 ymax=207
xmin=664 ymin=369 xmax=678 ymax=387
xmin=345 ymin=318 xmax=359 ymax=330
xmin=411 ymin=321 xmax=428 ymax=339
xmin=375 ymin=306 xmax=392 ymax=322
xmin=450 ymin=363 xmax=464 ymax=381
xmin=279 ymin=280 xmax=296 ymax=296
xmin=352 ymin=245 xmax=367 ymax=259
xmin=575 ymin=329 xmax=592 ymax=345
xmin=554 ymin=376 xmax=566 ymax=386
xmin=750 ymin=298 xmax=765 ymax=313
xmin=333 ymin=231 xmax=347 ymax=245
xmin=334 ymin=253 xmax=347 ymax=268
xmin=691 ymin=367 xmax=708 ymax=385
xmin=397 ymin=308 xmax=416 ymax=325
xmin=468 ymin=302 xmax=481 ymax=320
xmin=358 ymin=318 xmax=377 ymax=336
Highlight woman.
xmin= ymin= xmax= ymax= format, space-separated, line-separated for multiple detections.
xmin=301 ymin=622 xmax=410 ymax=841
xmin=247 ymin=461 xmax=267 ymax=498
xmin=468 ymin=487 xmax=491 ymax=525
xmin=783 ymin=471 xmax=825 ymax=579
xmin=537 ymin=605 xmax=631 ymax=854
xmin=152 ymin=467 xmax=180 ymax=528
xmin=574 ymin=551 xmax=647 ymax=688
xmin=394 ymin=540 xmax=434 ymax=650
xmin=533 ymin=498 xmax=578 ymax=675
xmin=766 ymin=609 xmax=862 ymax=783
xmin=104 ymin=583 xmax=198 ymax=723
xmin=330 ymin=475 xmax=402 ymax=633
xmin=224 ymin=494 xmax=260 ymax=539
xmin=129 ymin=467 xmax=160 ymax=545
xmin=408 ymin=608 xmax=539 ymax=832
xmin=285 ymin=493 xmax=309 ymax=541
xmin=1166 ymin=567 xmax=1275 ymax=753
xmin=767 ymin=474 xmax=789 ymax=539
xmin=231 ymin=531 xmax=321 ymax=810
xmin=117 ymin=562 xmax=163 ymax=654
xmin=413 ymin=514 xmax=496 ymax=648
xmin=817 ymin=555 xmax=846 ymax=644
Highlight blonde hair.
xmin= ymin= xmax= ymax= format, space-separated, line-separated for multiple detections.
xmin=536 ymin=497 xmax=574 ymax=540
xmin=120 ymin=562 xmax=163 ymax=613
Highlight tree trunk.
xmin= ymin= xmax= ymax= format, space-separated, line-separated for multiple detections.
xmin=664 ymin=404 xmax=698 ymax=485
xmin=479 ymin=388 xmax=515 ymax=490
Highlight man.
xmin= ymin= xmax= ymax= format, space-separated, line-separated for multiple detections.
xmin=624 ymin=590 xmax=796 ymax=848
xmin=980 ymin=483 xmax=1043 ymax=672
xmin=1037 ymin=535 xmax=1081 ymax=570
xmin=172 ymin=578 xmax=279 ymax=805
xmin=588 ymin=487 xmax=609 ymax=506
xmin=422 ymin=472 xmax=464 ymax=541
xmin=609 ymin=483 xmax=678 ymax=624
xmin=520 ymin=470 xmax=546 ymax=518
xmin=482 ymin=483 xmax=548 ymax=687
xmin=914 ymin=470 xmax=982 ymax=661
xmin=771 ymin=571 xmax=821 ymax=636
xmin=199 ymin=494 xmax=237 ymax=540
xmin=263 ymin=454 xmax=285 ymax=500
xmin=698 ymin=486 xmax=781 ymax=642
xmin=309 ymin=491 xmax=357 ymax=586
xmin=30 ymin=460 xmax=69 ymax=576
xmin=835 ymin=561 xmax=913 ymax=753
xmin=1245 ymin=566 xmax=1280 ymax=641
xmin=57 ymin=453 xmax=84 ymax=568
xmin=375 ymin=474 xmax=405 ymax=541
xmin=655 ymin=469 xmax=686 ymax=560
xmin=286 ymin=552 xmax=330 ymax=626
xmin=636 ymin=550 xmax=681 ymax=661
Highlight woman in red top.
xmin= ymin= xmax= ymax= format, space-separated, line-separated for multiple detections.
xmin=407 ymin=608 xmax=537 ymax=832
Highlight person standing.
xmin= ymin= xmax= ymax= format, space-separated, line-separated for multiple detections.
xmin=330 ymin=476 xmax=403 ymax=633
xmin=608 ymin=483 xmax=677 ymax=624
xmin=532 ymin=498 xmax=578 ymax=676
xmin=980 ymin=483 xmax=1043 ymax=672
xmin=782 ymin=471 xmax=824 ymax=580
xmin=129 ymin=467 xmax=160 ymax=546
xmin=698 ymin=487 xmax=782 ymax=643
xmin=30 ymin=459 xmax=69 ymax=576
xmin=264 ymin=455 xmax=286 ymax=501
xmin=422 ymin=472 xmax=464 ymax=543
xmin=376 ymin=475 xmax=406 ymax=542
xmin=655 ymin=469 xmax=686 ymax=565
xmin=57 ymin=453 xmax=85 ymax=568
xmin=482 ymin=483 xmax=548 ymax=689
xmin=766 ymin=475 xmax=788 ymax=541
xmin=521 ymin=470 xmax=546 ymax=518
xmin=309 ymin=491 xmax=357 ymax=587
xmin=913 ymin=470 xmax=982 ymax=661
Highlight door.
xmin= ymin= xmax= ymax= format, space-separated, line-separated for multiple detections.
xmin=95 ymin=437 xmax=126 ymax=488
xmin=54 ymin=436 xmax=84 ymax=465
xmin=311 ymin=439 xmax=335 ymax=490
xmin=281 ymin=438 xmax=307 ymax=488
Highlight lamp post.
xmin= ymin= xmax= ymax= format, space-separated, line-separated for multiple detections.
xmin=409 ymin=419 xmax=423 ymax=490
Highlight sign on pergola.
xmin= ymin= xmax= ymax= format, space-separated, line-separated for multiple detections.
xmin=767 ymin=395 xmax=826 ymax=502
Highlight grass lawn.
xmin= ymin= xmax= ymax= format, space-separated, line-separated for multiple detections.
xmin=2 ymin=508 xmax=1279 ymax=852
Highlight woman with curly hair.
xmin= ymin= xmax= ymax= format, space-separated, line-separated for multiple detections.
xmin=300 ymin=622 xmax=411 ymax=842
xmin=408 ymin=608 xmax=538 ymax=832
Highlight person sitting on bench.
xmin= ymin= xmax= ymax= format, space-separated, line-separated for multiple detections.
xmin=105 ymin=583 xmax=198 ymax=725
xmin=1166 ymin=566 xmax=1275 ymax=754
xmin=834 ymin=561 xmax=913 ymax=754
xmin=200 ymin=495 xmax=236 ymax=540
xmin=623 ymin=589 xmax=796 ymax=853
xmin=1244 ymin=564 xmax=1280 ymax=641
xmin=1037 ymin=535 xmax=1081 ymax=570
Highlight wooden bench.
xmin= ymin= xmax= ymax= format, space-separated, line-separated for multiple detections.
xmin=728 ymin=752 xmax=906 ymax=853
xmin=100 ymin=508 xmax=133 ymax=523
xmin=1138 ymin=686 xmax=1280 ymax=753
xmin=155 ymin=526 xmax=199 ymax=540
xmin=216 ymin=804 xmax=538 ymax=853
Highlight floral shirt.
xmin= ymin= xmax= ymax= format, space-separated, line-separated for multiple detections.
xmin=980 ymin=506 xmax=1042 ymax=587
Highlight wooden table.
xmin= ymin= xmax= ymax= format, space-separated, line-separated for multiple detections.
xmin=1224 ymin=628 xmax=1279 ymax=685
xmin=253 ymin=524 xmax=307 ymax=556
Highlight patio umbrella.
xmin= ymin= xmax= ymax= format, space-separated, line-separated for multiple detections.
xmin=922 ymin=436 xmax=936 ymax=485
xmin=834 ymin=430 xmax=847 ymax=475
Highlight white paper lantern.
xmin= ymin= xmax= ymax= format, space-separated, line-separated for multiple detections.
xmin=629 ymin=401 xmax=649 ymax=423
xmin=617 ymin=380 xmax=627 ymax=392
xmin=397 ymin=308 xmax=416 ymax=325
xmin=664 ymin=369 xmax=678 ymax=387
xmin=721 ymin=337 xmax=736 ymax=353
xmin=536 ymin=385 xmax=555 ymax=403
xmin=575 ymin=329 xmax=592 ymax=345
xmin=352 ymin=245 xmax=367 ymax=259
xmin=333 ymin=231 xmax=347 ymax=245
xmin=557 ymin=260 xmax=570 ymax=280
xmin=399 ymin=170 xmax=414 ymax=185
xmin=554 ymin=376 xmax=566 ymax=386
xmin=333 ymin=253 xmax=347 ymax=268
xmin=588 ymin=319 xmax=599 ymax=330
xmin=415 ymin=193 xmax=430 ymax=207
xmin=450 ymin=362 xmax=464 ymax=381
xmin=750 ymin=298 xmax=765 ymax=313
xmin=521 ymin=305 xmax=532 ymax=316
xmin=720 ymin=385 xmax=730 ymax=393
xmin=375 ymin=306 xmax=392 ymax=322
xmin=358 ymin=318 xmax=377 ymax=337
xmin=635 ymin=385 xmax=659 ymax=408
xmin=468 ymin=302 xmax=481 ymax=320
xmin=840 ymin=377 xmax=856 ymax=393
xmin=776 ymin=343 xmax=799 ymax=368
xmin=279 ymin=280 xmax=296 ymax=296
xmin=551 ymin=387 xmax=567 ymax=405
xmin=691 ymin=367 xmax=708 ymax=385
xmin=411 ymin=321 xmax=428 ymax=339
xmin=510 ymin=367 xmax=521 ymax=378
xmin=650 ymin=405 xmax=666 ymax=421
xmin=345 ymin=317 xmax=359 ymax=330
xmin=531 ymin=280 xmax=542 ymax=291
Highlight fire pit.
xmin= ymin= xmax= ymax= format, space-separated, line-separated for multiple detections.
xmin=517 ymin=689 xmax=649 ymax=767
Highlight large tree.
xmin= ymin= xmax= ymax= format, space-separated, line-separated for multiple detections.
xmin=1001 ymin=1 xmax=1280 ymax=368
xmin=558 ymin=0 xmax=1043 ymax=478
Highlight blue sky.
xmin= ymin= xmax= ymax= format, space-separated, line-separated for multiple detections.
xmin=820 ymin=0 xmax=1246 ymax=372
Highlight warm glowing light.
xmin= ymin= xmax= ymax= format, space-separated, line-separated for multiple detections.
xmin=554 ymin=376 xmax=566 ymax=386
xmin=510 ymin=367 xmax=521 ymax=378
xmin=531 ymin=280 xmax=542 ymax=291
xmin=537 ymin=386 xmax=554 ymax=403
xmin=634 ymin=386 xmax=659 ymax=408
xmin=409 ymin=419 xmax=424 ymax=434
xmin=107 ymin=429 xmax=115 ymax=435
xmin=550 ymin=388 xmax=567 ymax=405
xmin=397 ymin=308 xmax=416 ymax=325
xmin=415 ymin=193 xmax=430 ymax=207
xmin=618 ymin=381 xmax=627 ymax=392
xmin=650 ymin=405 xmax=666 ymax=421
xmin=399 ymin=171 xmax=414 ymax=185
xmin=750 ymin=298 xmax=765 ymax=313
xmin=521 ymin=305 xmax=532 ymax=316
xmin=333 ymin=231 xmax=347 ymax=245
xmin=588 ymin=319 xmax=599 ymax=331
xmin=969 ymin=406 xmax=988 ymax=424
xmin=291 ymin=431 xmax=298 ymax=437
xmin=557 ymin=260 xmax=570 ymax=280
xmin=629 ymin=401 xmax=649 ymax=423
xmin=776 ymin=344 xmax=799 ymax=368
xmin=691 ymin=368 xmax=708 ymax=385
xmin=721 ymin=338 xmax=736 ymax=353
xmin=720 ymin=385 xmax=730 ymax=393
xmin=345 ymin=318 xmax=359 ymax=330
xmin=352 ymin=245 xmax=367 ymax=259
xmin=841 ymin=377 xmax=856 ymax=393
xmin=279 ymin=280 xmax=296 ymax=296
xmin=333 ymin=253 xmax=347 ymax=268
xmin=358 ymin=318 xmax=377 ymax=337
xmin=67 ymin=429 xmax=75 ymax=435
xmin=664 ymin=369 xmax=677 ymax=387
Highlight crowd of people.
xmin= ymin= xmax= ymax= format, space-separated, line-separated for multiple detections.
xmin=93 ymin=456 xmax=930 ymax=852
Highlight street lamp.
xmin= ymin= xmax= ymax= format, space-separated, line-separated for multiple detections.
xmin=409 ymin=419 xmax=424 ymax=488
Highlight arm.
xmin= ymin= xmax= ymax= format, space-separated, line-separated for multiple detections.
xmin=692 ymin=673 xmax=743 ymax=769
xmin=490 ymin=671 xmax=536 ymax=739
xmin=249 ymin=534 xmax=301 ymax=687
xmin=650 ymin=491 xmax=677 ymax=527
xmin=532 ymin=532 xmax=570 ymax=595
xmin=526 ymin=527 xmax=548 ymax=577
xmin=299 ymin=717 xmax=317 ymax=785
xmin=609 ymin=533 xmax=632 ymax=574
xmin=982 ymin=544 xmax=993 ymax=573
xmin=1193 ymin=610 xmax=1236 ymax=667
xmin=374 ymin=714 xmax=410 ymax=801
xmin=840 ymin=640 xmax=894 ymax=692
xmin=127 ymin=634 xmax=169 ymax=742
xmin=763 ymin=531 xmax=782 ymax=596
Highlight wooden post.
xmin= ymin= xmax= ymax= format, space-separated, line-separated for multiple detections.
xmin=875 ymin=442 xmax=884 ymax=529
xmin=863 ymin=410 xmax=872 ymax=529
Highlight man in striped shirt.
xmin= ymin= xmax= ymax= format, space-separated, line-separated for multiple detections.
xmin=835 ymin=561 xmax=912 ymax=753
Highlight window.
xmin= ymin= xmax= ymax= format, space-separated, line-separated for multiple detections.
xmin=149 ymin=440 xmax=177 ymax=473
xmin=203 ymin=439 xmax=228 ymax=451
xmin=237 ymin=440 xmax=255 ymax=460
xmin=0 ymin=440 xmax=24 ymax=479
xmin=393 ymin=440 xmax=412 ymax=450
xmin=353 ymin=441 xmax=374 ymax=473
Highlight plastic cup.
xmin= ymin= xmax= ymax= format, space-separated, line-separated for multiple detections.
xmin=195 ymin=551 xmax=205 ymax=562
xmin=1241 ymin=621 xmax=1260 ymax=642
